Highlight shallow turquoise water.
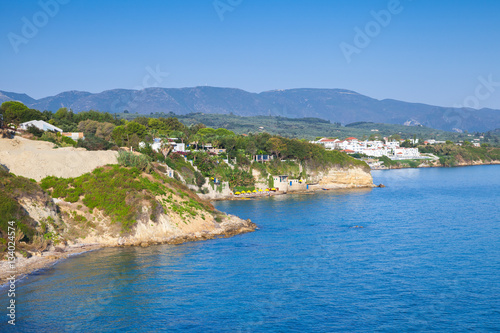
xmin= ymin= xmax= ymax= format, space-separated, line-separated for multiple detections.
xmin=1 ymin=166 xmax=499 ymax=332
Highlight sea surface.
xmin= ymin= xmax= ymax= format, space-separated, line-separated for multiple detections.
xmin=1 ymin=166 xmax=500 ymax=332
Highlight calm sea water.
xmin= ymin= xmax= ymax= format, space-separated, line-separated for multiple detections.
xmin=1 ymin=166 xmax=499 ymax=332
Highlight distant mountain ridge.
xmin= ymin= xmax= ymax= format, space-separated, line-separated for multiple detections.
xmin=1 ymin=87 xmax=499 ymax=132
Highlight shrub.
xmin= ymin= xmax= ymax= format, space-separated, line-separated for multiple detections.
xmin=41 ymin=165 xmax=165 ymax=231
xmin=77 ymin=134 xmax=113 ymax=151
xmin=26 ymin=125 xmax=44 ymax=137
xmin=117 ymin=151 xmax=152 ymax=173
xmin=195 ymin=171 xmax=206 ymax=187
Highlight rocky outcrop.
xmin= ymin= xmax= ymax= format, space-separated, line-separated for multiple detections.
xmin=78 ymin=210 xmax=256 ymax=247
xmin=50 ymin=184 xmax=257 ymax=248
xmin=307 ymin=166 xmax=374 ymax=189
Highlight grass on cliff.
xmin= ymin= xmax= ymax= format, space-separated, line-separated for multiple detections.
xmin=40 ymin=165 xmax=214 ymax=231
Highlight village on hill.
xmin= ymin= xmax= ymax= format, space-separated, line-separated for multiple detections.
xmin=311 ymin=136 xmax=423 ymax=159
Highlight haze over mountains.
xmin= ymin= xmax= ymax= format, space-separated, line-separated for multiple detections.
xmin=1 ymin=87 xmax=499 ymax=132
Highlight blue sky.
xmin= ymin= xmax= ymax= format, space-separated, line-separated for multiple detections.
xmin=1 ymin=0 xmax=500 ymax=109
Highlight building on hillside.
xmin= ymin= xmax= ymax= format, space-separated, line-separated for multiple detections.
xmin=62 ymin=132 xmax=85 ymax=140
xmin=19 ymin=120 xmax=62 ymax=133
xmin=390 ymin=147 xmax=421 ymax=159
xmin=273 ymin=175 xmax=289 ymax=191
xmin=424 ymin=140 xmax=446 ymax=145
xmin=315 ymin=138 xmax=338 ymax=150
xmin=207 ymin=148 xmax=226 ymax=155
xmin=171 ymin=142 xmax=186 ymax=152
xmin=253 ymin=154 xmax=274 ymax=162
xmin=312 ymin=136 xmax=423 ymax=159
xmin=164 ymin=165 xmax=175 ymax=178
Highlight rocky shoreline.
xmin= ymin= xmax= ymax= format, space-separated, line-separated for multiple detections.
xmin=0 ymin=216 xmax=257 ymax=286
xmin=372 ymin=160 xmax=500 ymax=170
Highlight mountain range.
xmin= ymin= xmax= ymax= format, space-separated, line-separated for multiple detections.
xmin=1 ymin=87 xmax=499 ymax=132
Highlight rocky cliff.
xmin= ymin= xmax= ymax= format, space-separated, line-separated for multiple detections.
xmin=306 ymin=166 xmax=374 ymax=189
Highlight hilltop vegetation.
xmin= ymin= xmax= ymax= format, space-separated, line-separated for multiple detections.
xmin=113 ymin=113 xmax=500 ymax=145
xmin=419 ymin=142 xmax=500 ymax=167
xmin=1 ymin=101 xmax=370 ymax=192
xmin=40 ymin=164 xmax=214 ymax=232
xmin=0 ymin=161 xmax=223 ymax=255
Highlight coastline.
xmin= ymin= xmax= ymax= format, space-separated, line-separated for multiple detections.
xmin=371 ymin=160 xmax=500 ymax=170
xmin=0 ymin=244 xmax=102 ymax=286
xmin=0 ymin=217 xmax=256 ymax=286
xmin=210 ymin=182 xmax=377 ymax=201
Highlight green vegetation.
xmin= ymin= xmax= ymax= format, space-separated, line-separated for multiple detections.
xmin=117 ymin=151 xmax=153 ymax=172
xmin=379 ymin=156 xmax=399 ymax=168
xmin=41 ymin=165 xmax=166 ymax=231
xmin=0 ymin=166 xmax=55 ymax=253
xmin=114 ymin=112 xmax=500 ymax=144
xmin=419 ymin=143 xmax=500 ymax=167
xmin=39 ymin=131 xmax=77 ymax=147
xmin=40 ymin=165 xmax=214 ymax=231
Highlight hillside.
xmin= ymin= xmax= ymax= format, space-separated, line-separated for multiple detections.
xmin=0 ymin=155 xmax=257 ymax=283
xmin=118 ymin=113 xmax=480 ymax=142
xmin=1 ymin=87 xmax=499 ymax=132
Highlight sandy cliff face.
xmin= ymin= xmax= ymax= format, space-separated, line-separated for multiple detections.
xmin=307 ymin=166 xmax=374 ymax=188
xmin=0 ymin=137 xmax=118 ymax=181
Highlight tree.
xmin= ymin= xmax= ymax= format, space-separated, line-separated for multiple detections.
xmin=215 ymin=128 xmax=235 ymax=137
xmin=195 ymin=171 xmax=206 ymax=187
xmin=54 ymin=107 xmax=71 ymax=121
xmin=125 ymin=122 xmax=147 ymax=137
xmin=245 ymin=140 xmax=257 ymax=156
xmin=0 ymin=101 xmax=45 ymax=124
xmin=267 ymin=137 xmax=286 ymax=159
xmin=133 ymin=116 xmax=149 ymax=126
xmin=389 ymin=134 xmax=401 ymax=142
xmin=401 ymin=140 xmax=413 ymax=148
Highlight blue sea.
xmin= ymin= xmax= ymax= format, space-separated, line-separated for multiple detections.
xmin=1 ymin=166 xmax=499 ymax=332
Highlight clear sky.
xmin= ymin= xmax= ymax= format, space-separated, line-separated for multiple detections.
xmin=1 ymin=0 xmax=500 ymax=109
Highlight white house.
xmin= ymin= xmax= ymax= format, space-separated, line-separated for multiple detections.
xmin=314 ymin=138 xmax=338 ymax=150
xmin=19 ymin=120 xmax=62 ymax=133
xmin=391 ymin=147 xmax=421 ymax=159
xmin=172 ymin=142 xmax=186 ymax=152
xmin=312 ymin=136 xmax=422 ymax=159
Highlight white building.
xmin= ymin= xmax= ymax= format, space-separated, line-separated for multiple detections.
xmin=391 ymin=147 xmax=421 ymax=159
xmin=140 ymin=138 xmax=186 ymax=153
xmin=19 ymin=120 xmax=62 ymax=132
xmin=312 ymin=136 xmax=421 ymax=159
